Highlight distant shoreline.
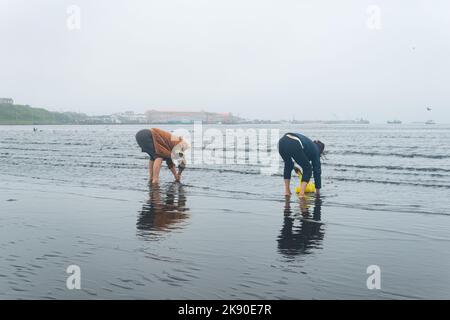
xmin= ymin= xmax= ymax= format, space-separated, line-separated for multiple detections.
xmin=1 ymin=103 xmax=445 ymax=126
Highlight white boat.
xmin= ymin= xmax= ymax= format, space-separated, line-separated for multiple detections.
xmin=425 ymin=120 xmax=436 ymax=125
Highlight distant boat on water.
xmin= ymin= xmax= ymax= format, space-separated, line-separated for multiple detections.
xmin=425 ymin=120 xmax=436 ymax=125
xmin=354 ymin=118 xmax=370 ymax=124
xmin=387 ymin=120 xmax=402 ymax=124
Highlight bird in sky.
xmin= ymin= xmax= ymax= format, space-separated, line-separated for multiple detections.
xmin=426 ymin=107 xmax=432 ymax=111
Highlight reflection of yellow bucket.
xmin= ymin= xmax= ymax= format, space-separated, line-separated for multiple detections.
xmin=295 ymin=172 xmax=316 ymax=193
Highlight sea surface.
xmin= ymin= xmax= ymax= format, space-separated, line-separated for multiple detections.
xmin=0 ymin=123 xmax=449 ymax=299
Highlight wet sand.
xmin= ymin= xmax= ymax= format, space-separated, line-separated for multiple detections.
xmin=1 ymin=173 xmax=449 ymax=299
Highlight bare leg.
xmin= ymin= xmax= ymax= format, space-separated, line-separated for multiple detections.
xmin=149 ymin=160 xmax=154 ymax=181
xmin=152 ymin=158 xmax=163 ymax=184
xmin=169 ymin=165 xmax=179 ymax=182
xmin=298 ymin=181 xmax=307 ymax=198
xmin=284 ymin=179 xmax=292 ymax=196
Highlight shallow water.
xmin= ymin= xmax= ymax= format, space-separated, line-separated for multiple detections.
xmin=1 ymin=124 xmax=449 ymax=299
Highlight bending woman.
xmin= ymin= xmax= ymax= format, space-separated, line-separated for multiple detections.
xmin=136 ymin=128 xmax=190 ymax=184
xmin=278 ymin=133 xmax=325 ymax=197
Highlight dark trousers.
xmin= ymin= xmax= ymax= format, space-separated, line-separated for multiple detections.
xmin=136 ymin=129 xmax=156 ymax=160
xmin=278 ymin=135 xmax=312 ymax=182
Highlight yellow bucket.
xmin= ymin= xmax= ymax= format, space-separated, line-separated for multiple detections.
xmin=295 ymin=172 xmax=316 ymax=194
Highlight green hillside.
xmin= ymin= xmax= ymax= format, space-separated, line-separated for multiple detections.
xmin=0 ymin=103 xmax=89 ymax=125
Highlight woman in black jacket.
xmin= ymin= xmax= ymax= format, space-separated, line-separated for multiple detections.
xmin=278 ymin=133 xmax=325 ymax=197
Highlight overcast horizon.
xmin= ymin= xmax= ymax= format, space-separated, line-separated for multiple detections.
xmin=1 ymin=0 xmax=449 ymax=122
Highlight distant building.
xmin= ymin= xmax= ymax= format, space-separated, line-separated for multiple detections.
xmin=88 ymin=115 xmax=115 ymax=124
xmin=145 ymin=110 xmax=240 ymax=124
xmin=0 ymin=98 xmax=14 ymax=105
xmin=112 ymin=111 xmax=147 ymax=124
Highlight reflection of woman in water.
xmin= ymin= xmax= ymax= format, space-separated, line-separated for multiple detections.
xmin=277 ymin=196 xmax=324 ymax=257
xmin=137 ymin=183 xmax=189 ymax=239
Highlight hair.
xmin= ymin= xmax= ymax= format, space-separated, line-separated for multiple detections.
xmin=314 ymin=140 xmax=325 ymax=156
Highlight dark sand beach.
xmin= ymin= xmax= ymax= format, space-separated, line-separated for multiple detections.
xmin=1 ymin=124 xmax=449 ymax=299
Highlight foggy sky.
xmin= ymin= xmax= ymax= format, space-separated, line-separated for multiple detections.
xmin=1 ymin=0 xmax=449 ymax=122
